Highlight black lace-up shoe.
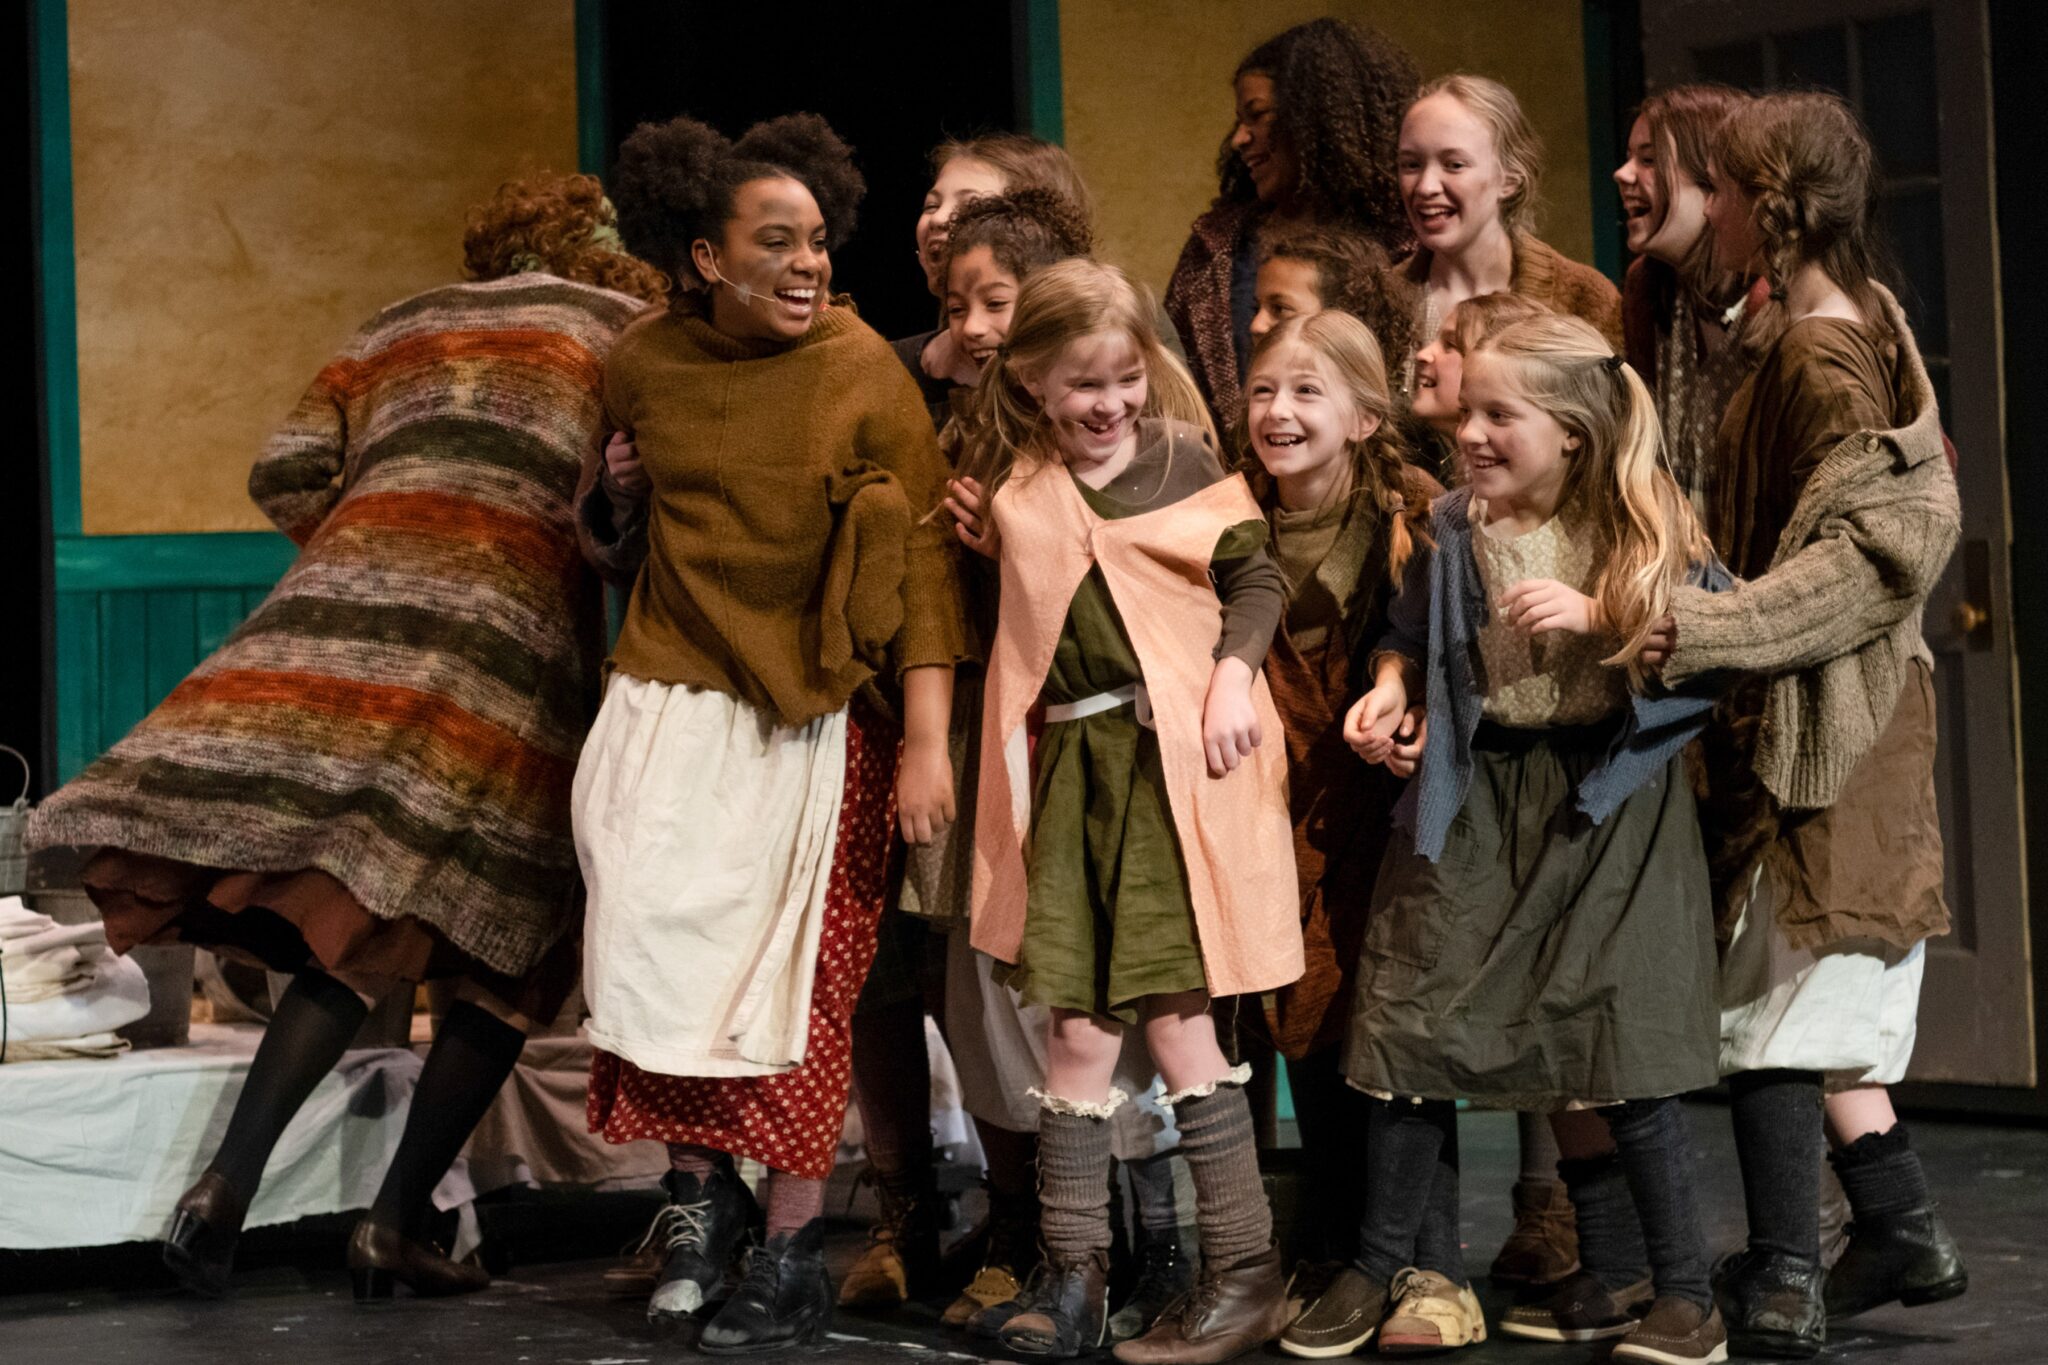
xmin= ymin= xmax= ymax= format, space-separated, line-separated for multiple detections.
xmin=698 ymin=1219 xmax=833 ymax=1354
xmin=646 ymin=1165 xmax=761 ymax=1322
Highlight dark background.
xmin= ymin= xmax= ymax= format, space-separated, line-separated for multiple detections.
xmin=599 ymin=2 xmax=1020 ymax=343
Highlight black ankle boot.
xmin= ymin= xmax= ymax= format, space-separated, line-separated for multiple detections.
xmin=1108 ymin=1231 xmax=1193 ymax=1340
xmin=163 ymin=1171 xmax=248 ymax=1298
xmin=1825 ymin=1206 xmax=1967 ymax=1319
xmin=697 ymin=1219 xmax=832 ymax=1355
xmin=1713 ymin=1247 xmax=1825 ymax=1358
xmin=647 ymin=1165 xmax=761 ymax=1322
xmin=997 ymin=1250 xmax=1110 ymax=1358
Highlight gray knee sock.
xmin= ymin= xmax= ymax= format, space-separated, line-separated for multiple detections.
xmin=1170 ymin=1079 xmax=1272 ymax=1267
xmin=1038 ymin=1108 xmax=1114 ymax=1258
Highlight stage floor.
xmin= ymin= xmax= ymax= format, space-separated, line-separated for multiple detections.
xmin=3 ymin=1106 xmax=2042 ymax=1363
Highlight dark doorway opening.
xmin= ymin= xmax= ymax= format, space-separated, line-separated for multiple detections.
xmin=599 ymin=3 xmax=1020 ymax=341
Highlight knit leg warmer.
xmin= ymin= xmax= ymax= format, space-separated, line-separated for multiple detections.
xmin=1830 ymin=1123 xmax=1932 ymax=1220
xmin=1168 ymin=1074 xmax=1272 ymax=1268
xmin=1037 ymin=1107 xmax=1116 ymax=1260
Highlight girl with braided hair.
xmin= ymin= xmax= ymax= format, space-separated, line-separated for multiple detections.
xmin=1232 ymin=310 xmax=1438 ymax=1279
xmin=1665 ymin=91 xmax=1966 ymax=1358
xmin=571 ymin=111 xmax=964 ymax=1353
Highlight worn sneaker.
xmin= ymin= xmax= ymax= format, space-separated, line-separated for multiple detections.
xmin=1107 ymin=1233 xmax=1195 ymax=1341
xmin=1498 ymin=1270 xmax=1654 ymax=1342
xmin=645 ymin=1166 xmax=761 ymax=1322
xmin=1610 ymin=1296 xmax=1729 ymax=1365
xmin=1279 ymin=1265 xmax=1391 ymax=1359
xmin=1377 ymin=1267 xmax=1486 ymax=1354
xmin=1489 ymin=1178 xmax=1581 ymax=1287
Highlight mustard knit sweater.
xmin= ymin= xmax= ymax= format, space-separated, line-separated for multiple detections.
xmin=597 ymin=297 xmax=966 ymax=727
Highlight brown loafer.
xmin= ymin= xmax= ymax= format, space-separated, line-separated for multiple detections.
xmin=347 ymin=1218 xmax=491 ymax=1300
xmin=1113 ymin=1243 xmax=1292 ymax=1364
xmin=1611 ymin=1297 xmax=1729 ymax=1365
xmin=1280 ymin=1265 xmax=1392 ymax=1359
xmin=1498 ymin=1270 xmax=1654 ymax=1342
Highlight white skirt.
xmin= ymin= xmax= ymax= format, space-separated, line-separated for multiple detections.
xmin=1718 ymin=867 xmax=1925 ymax=1090
xmin=575 ymin=674 xmax=847 ymax=1078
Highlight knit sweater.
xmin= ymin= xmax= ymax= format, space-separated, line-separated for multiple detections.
xmin=583 ymin=297 xmax=966 ymax=727
xmin=1662 ymin=286 xmax=1959 ymax=811
xmin=30 ymin=275 xmax=646 ymax=974
xmin=1164 ymin=200 xmax=1262 ymax=426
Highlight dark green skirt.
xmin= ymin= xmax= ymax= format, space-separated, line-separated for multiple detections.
xmin=1343 ymin=721 xmax=1719 ymax=1107
xmin=1003 ymin=705 xmax=1207 ymax=1023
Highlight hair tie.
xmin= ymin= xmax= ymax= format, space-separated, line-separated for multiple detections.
xmin=1603 ymin=354 xmax=1624 ymax=373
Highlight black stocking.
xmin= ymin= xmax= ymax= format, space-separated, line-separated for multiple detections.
xmin=367 ymin=1000 xmax=527 ymax=1240
xmin=206 ymin=968 xmax=370 ymax=1198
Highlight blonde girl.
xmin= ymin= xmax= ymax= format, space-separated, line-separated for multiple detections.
xmin=1390 ymin=74 xmax=1622 ymax=405
xmin=1284 ymin=315 xmax=1729 ymax=1365
xmin=950 ymin=258 xmax=1302 ymax=1365
xmin=1236 ymin=311 xmax=1438 ymax=1274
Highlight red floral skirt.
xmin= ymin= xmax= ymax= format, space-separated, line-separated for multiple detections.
xmin=586 ymin=699 xmax=900 ymax=1178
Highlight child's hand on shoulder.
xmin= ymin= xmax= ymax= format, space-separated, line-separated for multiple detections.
xmin=895 ymin=735 xmax=956 ymax=846
xmin=1498 ymin=578 xmax=1604 ymax=637
xmin=1385 ymin=705 xmax=1427 ymax=779
xmin=1344 ymin=681 xmax=1408 ymax=764
xmin=1201 ymin=656 xmax=1262 ymax=777
xmin=945 ymin=477 xmax=1000 ymax=559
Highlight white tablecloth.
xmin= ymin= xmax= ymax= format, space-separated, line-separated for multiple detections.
xmin=0 ymin=1023 xmax=665 ymax=1251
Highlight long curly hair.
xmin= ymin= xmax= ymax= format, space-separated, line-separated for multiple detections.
xmin=1260 ymin=226 xmax=1412 ymax=363
xmin=1215 ymin=18 xmax=1419 ymax=252
xmin=462 ymin=173 xmax=667 ymax=304
xmin=1714 ymin=91 xmax=1897 ymax=360
xmin=609 ymin=113 xmax=866 ymax=292
xmin=1237 ymin=310 xmax=1432 ymax=584
xmin=943 ymin=188 xmax=1093 ymax=287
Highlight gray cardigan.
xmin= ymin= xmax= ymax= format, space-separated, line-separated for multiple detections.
xmin=1382 ymin=488 xmax=1729 ymax=860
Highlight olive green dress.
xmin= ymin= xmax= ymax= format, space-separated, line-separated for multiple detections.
xmin=1005 ymin=429 xmax=1283 ymax=1022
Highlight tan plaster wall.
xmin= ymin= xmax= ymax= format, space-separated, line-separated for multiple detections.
xmin=1058 ymin=0 xmax=1595 ymax=297
xmin=67 ymin=0 xmax=578 ymax=534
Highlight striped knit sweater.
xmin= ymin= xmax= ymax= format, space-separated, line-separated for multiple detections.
xmin=30 ymin=275 xmax=650 ymax=975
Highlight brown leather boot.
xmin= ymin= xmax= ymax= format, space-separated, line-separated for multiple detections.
xmin=346 ymin=1218 xmax=490 ymax=1300
xmin=1112 ymin=1243 xmax=1291 ymax=1364
xmin=999 ymin=1251 xmax=1110 ymax=1358
xmin=1489 ymin=1178 xmax=1580 ymax=1287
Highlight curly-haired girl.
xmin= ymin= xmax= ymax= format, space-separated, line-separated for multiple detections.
xmin=1165 ymin=18 xmax=1421 ymax=427
xmin=569 ymin=112 xmax=964 ymax=1353
xmin=1669 ymin=91 xmax=1966 ymax=1358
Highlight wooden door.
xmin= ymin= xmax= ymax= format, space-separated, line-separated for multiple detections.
xmin=1642 ymin=0 xmax=2033 ymax=1085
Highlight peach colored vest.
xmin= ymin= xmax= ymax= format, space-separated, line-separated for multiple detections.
xmin=968 ymin=461 xmax=1304 ymax=999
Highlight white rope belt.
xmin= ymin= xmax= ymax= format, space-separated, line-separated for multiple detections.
xmin=1042 ymin=683 xmax=1154 ymax=729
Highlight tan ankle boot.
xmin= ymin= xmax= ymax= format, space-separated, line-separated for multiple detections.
xmin=1490 ymin=1178 xmax=1580 ymax=1287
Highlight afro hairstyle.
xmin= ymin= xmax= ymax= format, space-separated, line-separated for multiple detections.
xmin=610 ymin=112 xmax=865 ymax=290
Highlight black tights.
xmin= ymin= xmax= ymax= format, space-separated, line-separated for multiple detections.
xmin=368 ymin=1000 xmax=528 ymax=1239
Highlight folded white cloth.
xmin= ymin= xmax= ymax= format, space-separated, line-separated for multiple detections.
xmin=0 ymin=1031 xmax=130 ymax=1061
xmin=4 ymin=953 xmax=150 ymax=1048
